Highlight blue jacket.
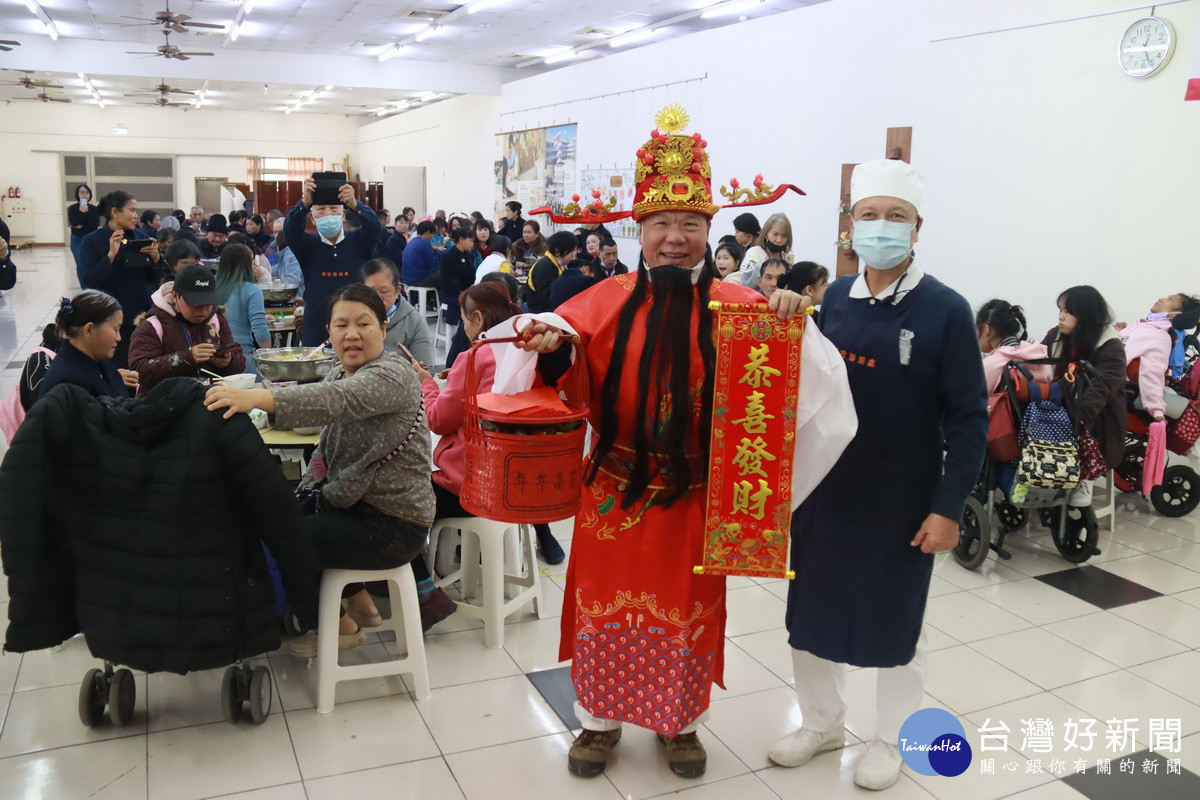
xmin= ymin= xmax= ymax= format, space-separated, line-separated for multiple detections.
xmin=80 ymin=226 xmax=156 ymax=326
xmin=0 ymin=218 xmax=14 ymax=291
xmin=401 ymin=236 xmax=436 ymax=285
xmin=39 ymin=340 xmax=127 ymax=401
xmin=283 ymin=201 xmax=382 ymax=346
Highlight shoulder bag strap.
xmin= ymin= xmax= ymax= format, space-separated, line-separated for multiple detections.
xmin=373 ymin=403 xmax=426 ymax=468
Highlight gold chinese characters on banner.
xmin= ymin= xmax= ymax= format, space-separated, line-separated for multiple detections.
xmin=695 ymin=302 xmax=804 ymax=579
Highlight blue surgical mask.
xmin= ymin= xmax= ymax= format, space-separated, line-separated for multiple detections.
xmin=852 ymin=219 xmax=914 ymax=269
xmin=1147 ymin=311 xmax=1170 ymax=321
xmin=315 ymin=215 xmax=343 ymax=240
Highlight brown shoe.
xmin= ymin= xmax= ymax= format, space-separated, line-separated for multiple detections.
xmin=567 ymin=728 xmax=622 ymax=777
xmin=656 ymin=731 xmax=707 ymax=778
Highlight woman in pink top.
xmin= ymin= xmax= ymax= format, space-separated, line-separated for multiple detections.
xmin=1119 ymin=293 xmax=1200 ymax=421
xmin=976 ymin=299 xmax=1052 ymax=392
xmin=413 ymin=281 xmax=566 ymax=564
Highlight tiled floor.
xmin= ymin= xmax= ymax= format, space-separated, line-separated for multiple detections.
xmin=3 ymin=249 xmax=1200 ymax=798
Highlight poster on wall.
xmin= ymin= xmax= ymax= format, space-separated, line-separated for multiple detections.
xmin=495 ymin=123 xmax=577 ymax=224
xmin=580 ymin=168 xmax=637 ymax=240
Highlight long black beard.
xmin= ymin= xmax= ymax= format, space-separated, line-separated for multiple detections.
xmin=585 ymin=254 xmax=717 ymax=510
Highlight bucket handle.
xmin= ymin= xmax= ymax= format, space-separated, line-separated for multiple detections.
xmin=463 ymin=331 xmax=590 ymax=430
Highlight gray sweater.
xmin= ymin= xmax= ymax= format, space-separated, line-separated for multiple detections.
xmin=273 ymin=351 xmax=435 ymax=527
xmin=385 ymin=301 xmax=435 ymax=366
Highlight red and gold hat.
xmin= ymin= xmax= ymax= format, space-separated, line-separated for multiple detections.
xmin=531 ymin=104 xmax=804 ymax=225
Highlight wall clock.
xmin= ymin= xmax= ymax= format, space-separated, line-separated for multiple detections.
xmin=1118 ymin=16 xmax=1176 ymax=78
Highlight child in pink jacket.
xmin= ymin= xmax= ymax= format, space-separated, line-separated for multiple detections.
xmin=1119 ymin=293 xmax=1200 ymax=421
xmin=977 ymin=299 xmax=1053 ymax=392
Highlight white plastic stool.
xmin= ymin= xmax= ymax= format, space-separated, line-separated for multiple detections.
xmin=427 ymin=517 xmax=545 ymax=649
xmin=407 ymin=286 xmax=439 ymax=320
xmin=316 ymin=562 xmax=431 ymax=713
xmin=434 ymin=303 xmax=457 ymax=360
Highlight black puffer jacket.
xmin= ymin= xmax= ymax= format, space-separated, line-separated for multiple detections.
xmin=0 ymin=378 xmax=320 ymax=674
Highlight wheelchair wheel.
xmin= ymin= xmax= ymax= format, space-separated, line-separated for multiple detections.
xmin=995 ymin=501 xmax=1027 ymax=533
xmin=1150 ymin=465 xmax=1200 ymax=518
xmin=281 ymin=603 xmax=304 ymax=638
xmin=78 ymin=668 xmax=107 ymax=728
xmin=1051 ymin=506 xmax=1099 ymax=564
xmin=954 ymin=496 xmax=991 ymax=570
xmin=107 ymin=669 xmax=136 ymax=727
xmin=221 ymin=666 xmax=243 ymax=724
xmin=247 ymin=665 xmax=272 ymax=724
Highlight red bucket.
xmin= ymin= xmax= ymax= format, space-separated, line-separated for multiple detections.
xmin=460 ymin=335 xmax=590 ymax=524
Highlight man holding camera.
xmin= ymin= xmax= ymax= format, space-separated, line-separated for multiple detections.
xmin=284 ymin=178 xmax=382 ymax=347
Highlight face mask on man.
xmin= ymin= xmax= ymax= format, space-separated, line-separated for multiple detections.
xmin=315 ymin=215 xmax=344 ymax=240
xmin=851 ymin=219 xmax=914 ymax=270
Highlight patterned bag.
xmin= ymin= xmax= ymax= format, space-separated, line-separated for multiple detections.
xmin=1011 ymin=382 xmax=1079 ymax=505
xmin=1167 ymin=401 xmax=1200 ymax=454
xmin=1077 ymin=428 xmax=1107 ymax=481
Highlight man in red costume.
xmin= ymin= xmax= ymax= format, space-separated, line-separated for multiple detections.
xmin=520 ymin=106 xmax=817 ymax=779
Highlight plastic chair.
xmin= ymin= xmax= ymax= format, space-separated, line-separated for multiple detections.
xmin=434 ymin=303 xmax=457 ymax=359
xmin=316 ymin=562 xmax=431 ymax=713
xmin=427 ymin=517 xmax=545 ymax=649
xmin=407 ymin=286 xmax=439 ymax=320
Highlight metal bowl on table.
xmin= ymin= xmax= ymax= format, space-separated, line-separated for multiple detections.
xmin=261 ymin=283 xmax=300 ymax=304
xmin=253 ymin=347 xmax=337 ymax=383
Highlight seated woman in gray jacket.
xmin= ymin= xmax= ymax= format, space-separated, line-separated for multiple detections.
xmin=205 ymin=283 xmax=455 ymax=657
xmin=361 ymin=258 xmax=435 ymax=367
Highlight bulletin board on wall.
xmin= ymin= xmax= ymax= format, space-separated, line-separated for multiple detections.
xmin=494 ymin=123 xmax=578 ymax=223
xmin=579 ymin=168 xmax=637 ymax=240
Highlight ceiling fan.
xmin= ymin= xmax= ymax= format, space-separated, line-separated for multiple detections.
xmin=127 ymin=29 xmax=214 ymax=61
xmin=15 ymin=91 xmax=71 ymax=103
xmin=1 ymin=70 xmax=62 ymax=89
xmin=117 ymin=2 xmax=225 ymax=34
xmin=0 ymin=40 xmax=21 ymax=53
xmin=139 ymin=94 xmax=193 ymax=108
xmin=126 ymin=81 xmax=194 ymax=97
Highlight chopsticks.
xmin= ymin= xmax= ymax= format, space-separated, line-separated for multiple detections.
xmin=200 ymin=368 xmax=225 ymax=381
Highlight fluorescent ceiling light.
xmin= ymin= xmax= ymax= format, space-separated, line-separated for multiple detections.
xmin=544 ymin=49 xmax=583 ymax=64
xmin=701 ymin=0 xmax=764 ymax=19
xmin=243 ymin=0 xmax=257 ymax=13
xmin=414 ymin=25 xmax=442 ymax=42
xmin=378 ymin=43 xmax=408 ymax=61
xmin=35 ymin=17 xmax=58 ymax=40
xmin=609 ymin=27 xmax=659 ymax=47
xmin=416 ymin=91 xmax=437 ymax=100
xmin=323 ymin=85 xmax=334 ymax=92
xmin=229 ymin=23 xmax=241 ymax=41
xmin=468 ymin=0 xmax=504 ymax=13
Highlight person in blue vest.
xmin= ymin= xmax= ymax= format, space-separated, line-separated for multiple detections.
xmin=769 ymin=159 xmax=988 ymax=791
xmin=284 ymin=178 xmax=382 ymax=347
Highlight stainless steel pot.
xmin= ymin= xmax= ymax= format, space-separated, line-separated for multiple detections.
xmin=253 ymin=347 xmax=337 ymax=383
xmin=261 ymin=284 xmax=300 ymax=304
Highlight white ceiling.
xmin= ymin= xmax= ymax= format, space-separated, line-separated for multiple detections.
xmin=0 ymin=0 xmax=828 ymax=117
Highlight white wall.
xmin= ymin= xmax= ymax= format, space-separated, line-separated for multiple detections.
xmin=357 ymin=94 xmax=501 ymax=217
xmin=494 ymin=0 xmax=1200 ymax=334
xmin=0 ymin=104 xmax=362 ymax=242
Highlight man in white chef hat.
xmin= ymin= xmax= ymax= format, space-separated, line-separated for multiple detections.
xmin=770 ymin=159 xmax=989 ymax=790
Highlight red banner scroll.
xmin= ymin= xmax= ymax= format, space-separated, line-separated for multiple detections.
xmin=695 ymin=302 xmax=805 ymax=579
